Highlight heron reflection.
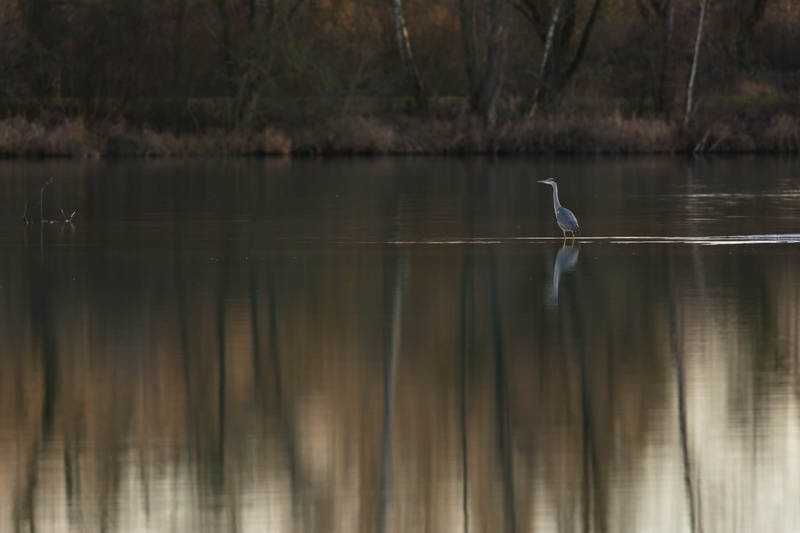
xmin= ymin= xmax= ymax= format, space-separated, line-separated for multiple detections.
xmin=548 ymin=243 xmax=580 ymax=304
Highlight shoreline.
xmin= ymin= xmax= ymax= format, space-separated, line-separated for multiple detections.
xmin=1 ymin=107 xmax=799 ymax=157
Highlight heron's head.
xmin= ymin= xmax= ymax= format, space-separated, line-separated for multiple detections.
xmin=537 ymin=178 xmax=557 ymax=186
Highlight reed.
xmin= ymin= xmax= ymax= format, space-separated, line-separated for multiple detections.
xmin=0 ymin=106 xmax=799 ymax=156
xmin=760 ymin=113 xmax=800 ymax=152
xmin=0 ymin=115 xmax=90 ymax=156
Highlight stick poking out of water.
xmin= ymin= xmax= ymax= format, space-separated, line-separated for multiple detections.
xmin=40 ymin=177 xmax=53 ymax=222
xmin=24 ymin=176 xmax=77 ymax=225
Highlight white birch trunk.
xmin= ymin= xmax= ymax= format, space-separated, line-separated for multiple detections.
xmin=683 ymin=0 xmax=710 ymax=128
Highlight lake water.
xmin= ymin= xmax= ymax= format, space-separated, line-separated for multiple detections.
xmin=0 ymin=156 xmax=799 ymax=532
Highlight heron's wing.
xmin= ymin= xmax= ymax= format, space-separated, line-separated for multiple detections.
xmin=556 ymin=207 xmax=580 ymax=232
xmin=555 ymin=246 xmax=579 ymax=270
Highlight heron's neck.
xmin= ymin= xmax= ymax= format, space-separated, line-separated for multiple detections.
xmin=551 ymin=185 xmax=562 ymax=210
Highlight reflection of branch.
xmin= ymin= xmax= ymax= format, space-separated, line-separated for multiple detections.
xmin=667 ymin=258 xmax=702 ymax=533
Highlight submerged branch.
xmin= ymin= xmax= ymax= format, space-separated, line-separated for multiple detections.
xmin=40 ymin=178 xmax=52 ymax=222
xmin=25 ymin=177 xmax=77 ymax=225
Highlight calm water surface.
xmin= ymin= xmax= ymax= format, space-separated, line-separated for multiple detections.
xmin=1 ymin=157 xmax=799 ymax=532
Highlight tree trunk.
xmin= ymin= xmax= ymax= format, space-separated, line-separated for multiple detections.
xmin=214 ymin=0 xmax=236 ymax=100
xmin=480 ymin=0 xmax=505 ymax=126
xmin=214 ymin=0 xmax=304 ymax=130
xmin=172 ymin=0 xmax=187 ymax=88
xmin=388 ymin=0 xmax=427 ymax=111
xmin=18 ymin=0 xmax=51 ymax=95
xmin=735 ymin=0 xmax=768 ymax=72
xmin=656 ymin=0 xmax=674 ymax=119
xmin=528 ymin=0 xmax=562 ymax=119
xmin=460 ymin=0 xmax=480 ymax=109
xmin=683 ymin=0 xmax=710 ymax=129
xmin=459 ymin=0 xmax=506 ymax=125
xmin=516 ymin=0 xmax=604 ymax=115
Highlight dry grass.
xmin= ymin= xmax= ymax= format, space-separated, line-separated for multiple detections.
xmin=760 ymin=113 xmax=800 ymax=152
xmin=141 ymin=126 xmax=292 ymax=156
xmin=293 ymin=116 xmax=398 ymax=155
xmin=0 ymin=115 xmax=93 ymax=156
xmin=735 ymin=79 xmax=779 ymax=98
xmin=492 ymin=112 xmax=676 ymax=154
xmin=0 ymin=106 xmax=799 ymax=156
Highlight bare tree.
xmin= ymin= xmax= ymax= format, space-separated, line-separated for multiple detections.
xmin=735 ymin=0 xmax=768 ymax=72
xmin=514 ymin=0 xmax=605 ymax=113
xmin=16 ymin=0 xmax=53 ymax=95
xmin=213 ymin=0 xmax=307 ymax=130
xmin=388 ymin=0 xmax=426 ymax=111
xmin=460 ymin=0 xmax=506 ymax=125
xmin=528 ymin=0 xmax=563 ymax=119
xmin=635 ymin=0 xmax=675 ymax=119
xmin=683 ymin=0 xmax=710 ymax=129
xmin=171 ymin=0 xmax=188 ymax=88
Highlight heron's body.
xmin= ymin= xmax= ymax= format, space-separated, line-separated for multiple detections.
xmin=538 ymin=178 xmax=580 ymax=240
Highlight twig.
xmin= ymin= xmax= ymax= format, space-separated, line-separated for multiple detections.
xmin=61 ymin=209 xmax=76 ymax=223
xmin=40 ymin=177 xmax=53 ymax=222
xmin=693 ymin=127 xmax=713 ymax=154
xmin=25 ymin=177 xmax=76 ymax=226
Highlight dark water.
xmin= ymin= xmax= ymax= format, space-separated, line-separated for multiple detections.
xmin=1 ymin=157 xmax=799 ymax=532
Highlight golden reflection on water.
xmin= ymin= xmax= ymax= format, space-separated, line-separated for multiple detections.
xmin=0 ymin=238 xmax=798 ymax=533
xmin=0 ymin=158 xmax=799 ymax=532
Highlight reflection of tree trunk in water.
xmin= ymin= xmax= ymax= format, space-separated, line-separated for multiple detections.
xmin=14 ymin=256 xmax=58 ymax=531
xmin=264 ymin=259 xmax=283 ymax=404
xmin=563 ymin=272 xmax=604 ymax=533
xmin=15 ymin=442 xmax=41 ymax=531
xmin=459 ymin=244 xmax=475 ymax=533
xmin=29 ymin=260 xmax=58 ymax=437
xmin=176 ymin=247 xmax=193 ymax=404
xmin=263 ymin=255 xmax=307 ymax=524
xmin=64 ymin=432 xmax=82 ymax=523
xmin=248 ymin=252 xmax=265 ymax=405
xmin=486 ymin=169 xmax=516 ymax=532
xmin=379 ymin=244 xmax=407 ymax=533
xmin=666 ymin=257 xmax=701 ymax=533
xmin=487 ymin=248 xmax=516 ymax=532
xmin=459 ymin=171 xmax=478 ymax=533
xmin=245 ymin=245 xmax=308 ymax=525
xmin=215 ymin=243 xmax=233 ymax=483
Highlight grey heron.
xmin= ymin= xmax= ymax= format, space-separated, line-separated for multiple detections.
xmin=538 ymin=178 xmax=580 ymax=241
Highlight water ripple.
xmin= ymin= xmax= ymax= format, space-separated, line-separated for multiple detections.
xmin=373 ymin=234 xmax=800 ymax=245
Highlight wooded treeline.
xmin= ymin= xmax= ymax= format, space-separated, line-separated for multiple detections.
xmin=0 ymin=0 xmax=798 ymax=155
